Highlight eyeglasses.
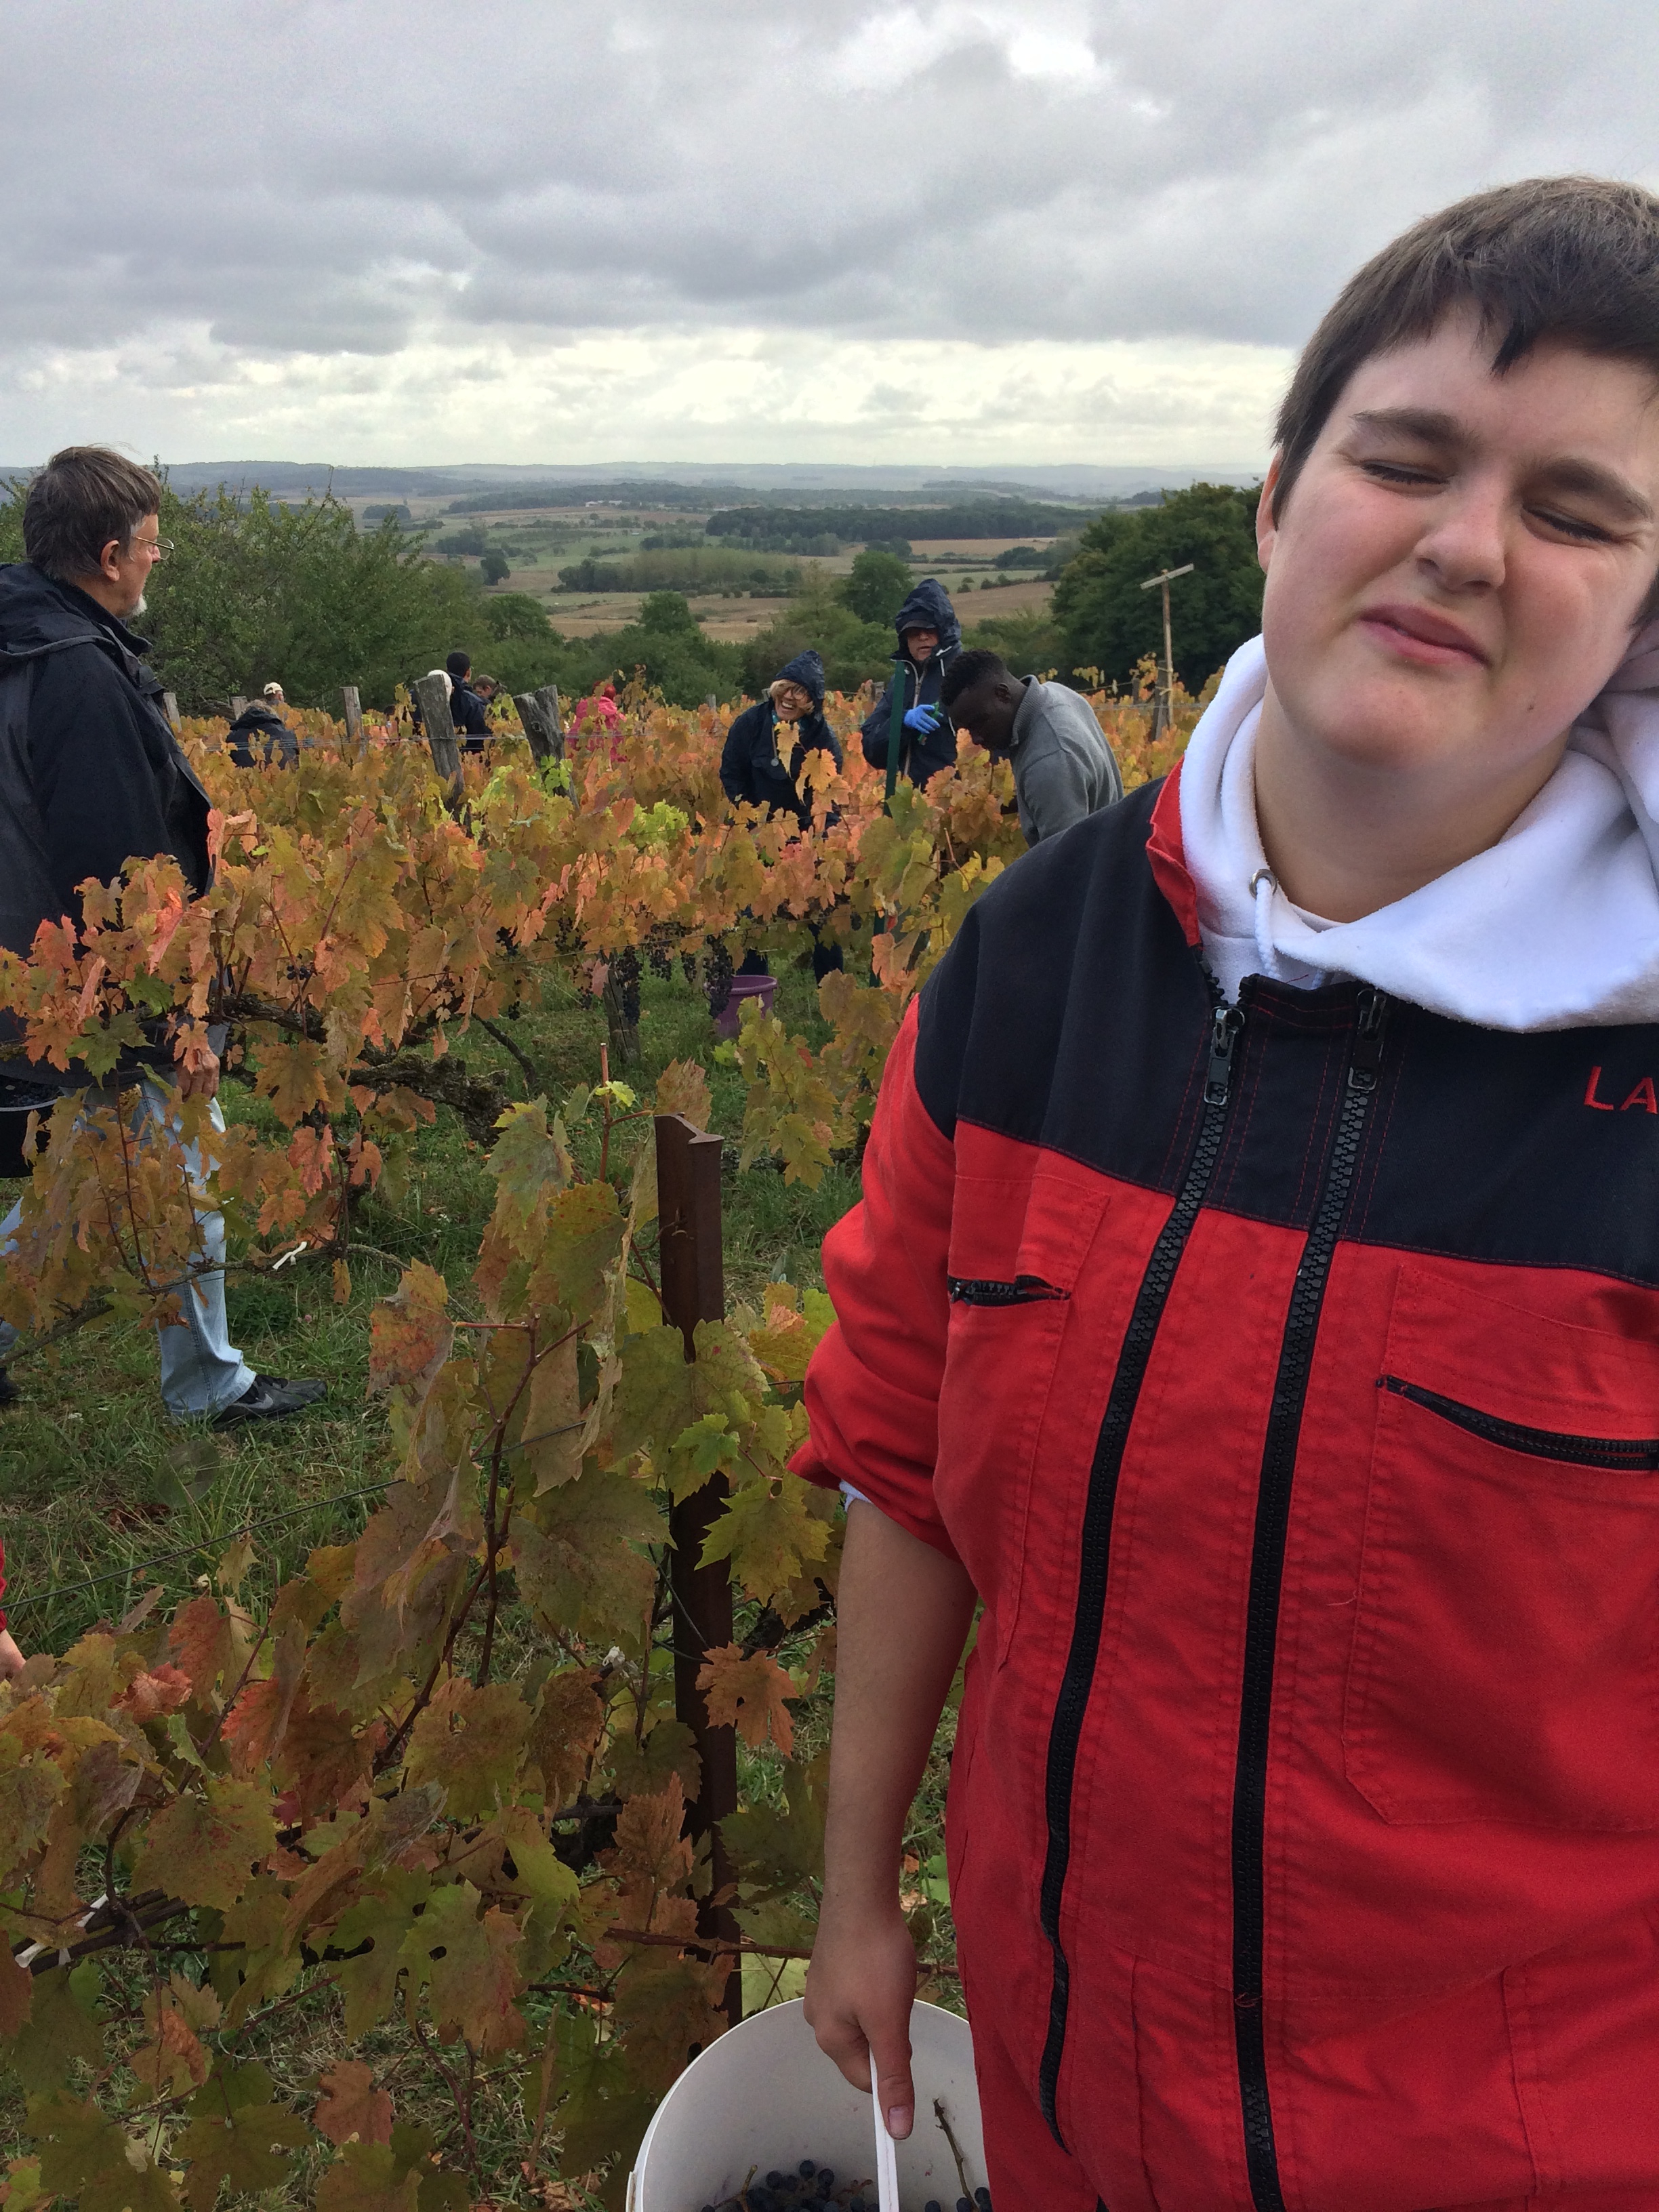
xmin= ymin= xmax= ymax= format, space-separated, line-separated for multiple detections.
xmin=127 ymin=535 xmax=174 ymax=560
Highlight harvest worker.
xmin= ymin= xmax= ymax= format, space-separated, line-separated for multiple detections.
xmin=800 ymin=176 xmax=1659 ymax=2209
xmin=720 ymin=650 xmax=845 ymax=982
xmin=0 ymin=447 xmax=325 ymax=1430
xmin=445 ymin=649 xmax=491 ymax=754
xmin=226 ymin=692 xmax=299 ymax=769
xmin=720 ymin=649 xmax=844 ymax=827
xmin=858 ymin=579 xmax=960 ymax=787
xmin=940 ymin=648 xmax=1124 ymax=843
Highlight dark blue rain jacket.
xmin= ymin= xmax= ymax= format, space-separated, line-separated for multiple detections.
xmin=857 ymin=577 xmax=961 ymax=785
xmin=720 ymin=649 xmax=843 ymax=830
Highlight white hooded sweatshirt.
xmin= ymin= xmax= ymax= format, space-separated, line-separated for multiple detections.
xmin=1178 ymin=622 xmax=1659 ymax=1030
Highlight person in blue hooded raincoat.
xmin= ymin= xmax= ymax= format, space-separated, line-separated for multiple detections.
xmin=857 ymin=577 xmax=961 ymax=786
xmin=718 ymin=649 xmax=845 ymax=983
xmin=720 ymin=649 xmax=843 ymax=827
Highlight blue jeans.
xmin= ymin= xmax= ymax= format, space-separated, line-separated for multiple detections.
xmin=0 ymin=1079 xmax=254 ymax=1419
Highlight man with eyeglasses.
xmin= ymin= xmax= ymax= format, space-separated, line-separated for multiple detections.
xmin=0 ymin=446 xmax=324 ymax=1431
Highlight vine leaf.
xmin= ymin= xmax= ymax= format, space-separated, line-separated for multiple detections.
xmin=697 ymin=1643 xmax=798 ymax=1755
xmin=405 ymin=1679 xmax=529 ymax=1820
xmin=0 ymin=1755 xmax=66 ymax=1884
xmin=521 ymin=1333 xmax=582 ymax=1492
xmin=653 ymin=1059 xmax=712 ymax=1130
xmin=526 ymin=1668 xmax=607 ymax=1809
xmin=167 ymin=1595 xmax=239 ymax=1702
xmin=397 ymin=1879 xmax=527 ymax=2053
xmin=698 ymin=1471 xmax=832 ymax=1600
xmin=175 ymin=2060 xmax=308 ymax=2211
xmin=512 ymin=1471 xmax=658 ymax=1645
xmin=314 ymin=2138 xmax=420 ymax=2212
xmin=27 ymin=2089 xmax=180 ymax=2212
xmin=125 ymin=1990 xmax=209 ymax=2104
xmin=4 ymin=1967 xmax=102 ymax=2093
xmin=314 ymin=2057 xmax=394 ymax=2148
xmin=133 ymin=1777 xmax=278 ymax=1911
xmin=0 ymin=1951 xmax=30 ymax=2041
xmin=329 ymin=1868 xmax=432 ymax=2039
xmin=368 ymin=1261 xmax=453 ymax=1398
xmin=216 ymin=1532 xmax=256 ymax=1597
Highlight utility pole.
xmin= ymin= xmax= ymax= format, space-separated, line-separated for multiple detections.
xmin=1139 ymin=562 xmax=1193 ymax=743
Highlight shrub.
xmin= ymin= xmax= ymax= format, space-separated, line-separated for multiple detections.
xmin=1051 ymin=483 xmax=1265 ymax=691
xmin=741 ymin=574 xmax=894 ymax=697
xmin=836 ymin=548 xmax=914 ymax=629
xmin=556 ymin=548 xmax=802 ymax=596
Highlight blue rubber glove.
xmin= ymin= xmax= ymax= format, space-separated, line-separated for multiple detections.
xmin=903 ymin=702 xmax=943 ymax=733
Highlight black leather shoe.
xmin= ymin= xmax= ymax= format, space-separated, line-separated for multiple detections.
xmin=0 ymin=1367 xmax=18 ymax=1411
xmin=211 ymin=1374 xmax=327 ymax=1429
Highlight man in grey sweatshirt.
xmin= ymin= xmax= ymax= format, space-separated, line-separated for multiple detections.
xmin=940 ymin=649 xmax=1123 ymax=845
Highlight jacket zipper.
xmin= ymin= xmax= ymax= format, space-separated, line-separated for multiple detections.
xmin=947 ymin=1275 xmax=1069 ymax=1306
xmin=1231 ymin=985 xmax=1388 ymax=2212
xmin=1036 ymin=998 xmax=1245 ymax=2142
xmin=1379 ymin=1375 xmax=1659 ymax=1469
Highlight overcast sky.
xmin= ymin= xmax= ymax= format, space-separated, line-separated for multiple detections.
xmin=0 ymin=0 xmax=1652 ymax=468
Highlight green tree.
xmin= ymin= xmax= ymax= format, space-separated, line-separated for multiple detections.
xmin=479 ymin=548 xmax=510 ymax=585
xmin=836 ymin=548 xmax=914 ymax=629
xmin=741 ymin=573 xmax=893 ymax=697
xmin=960 ymin=607 xmax=1065 ymax=677
xmin=0 ymin=472 xmax=547 ymax=711
xmin=638 ymin=590 xmax=701 ymax=636
xmin=586 ymin=592 xmax=744 ymax=708
xmin=142 ymin=486 xmax=492 ymax=711
xmin=479 ymin=592 xmax=554 ymax=642
xmin=1052 ymin=483 xmax=1265 ymax=691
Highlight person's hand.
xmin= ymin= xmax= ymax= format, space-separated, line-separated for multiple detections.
xmin=903 ymin=703 xmax=943 ymax=734
xmin=0 ymin=1629 xmax=27 ymax=1680
xmin=804 ymin=1897 xmax=919 ymax=2138
xmin=176 ymin=1046 xmax=220 ymax=1103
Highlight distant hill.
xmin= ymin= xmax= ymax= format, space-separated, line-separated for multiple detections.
xmin=1 ymin=459 xmax=1258 ymax=504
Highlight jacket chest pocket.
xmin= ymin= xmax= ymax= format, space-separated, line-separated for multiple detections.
xmin=1343 ymin=1263 xmax=1659 ymax=1831
xmin=935 ymin=1166 xmax=1110 ymax=1666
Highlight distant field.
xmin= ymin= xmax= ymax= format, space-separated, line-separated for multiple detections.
xmin=503 ymin=571 xmax=1057 ymax=641
xmin=907 ymin=536 xmax=1059 ymax=556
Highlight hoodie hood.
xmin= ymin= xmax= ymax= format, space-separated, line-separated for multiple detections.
xmin=230 ymin=701 xmax=287 ymax=733
xmin=773 ymin=649 xmax=825 ymax=712
xmin=893 ymin=578 xmax=960 ymax=659
xmin=0 ymin=560 xmax=151 ymax=670
xmin=1179 ymin=626 xmax=1659 ymax=1031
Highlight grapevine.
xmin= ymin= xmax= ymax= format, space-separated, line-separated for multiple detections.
xmin=0 ymin=676 xmax=1198 ymax=2209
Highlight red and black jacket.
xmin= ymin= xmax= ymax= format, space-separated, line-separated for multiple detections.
xmin=798 ymin=771 xmax=1659 ymax=2211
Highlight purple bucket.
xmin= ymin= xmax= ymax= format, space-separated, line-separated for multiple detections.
xmin=713 ymin=972 xmax=776 ymax=1040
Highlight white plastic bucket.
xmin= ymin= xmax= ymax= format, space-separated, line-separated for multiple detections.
xmin=630 ymin=1998 xmax=984 ymax=2212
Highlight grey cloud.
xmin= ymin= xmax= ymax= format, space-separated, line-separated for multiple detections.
xmin=0 ymin=0 xmax=1654 ymax=362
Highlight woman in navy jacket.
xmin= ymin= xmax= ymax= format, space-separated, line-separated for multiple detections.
xmin=719 ymin=649 xmax=844 ymax=981
xmin=720 ymin=648 xmax=842 ymax=827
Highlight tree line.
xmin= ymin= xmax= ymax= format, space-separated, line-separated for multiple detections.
xmin=0 ymin=473 xmax=1266 ymax=714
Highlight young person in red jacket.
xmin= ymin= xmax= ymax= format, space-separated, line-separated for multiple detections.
xmin=798 ymin=177 xmax=1659 ymax=2212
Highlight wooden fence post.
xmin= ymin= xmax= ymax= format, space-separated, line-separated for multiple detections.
xmin=512 ymin=690 xmax=560 ymax=767
xmin=411 ymin=673 xmax=462 ymax=788
xmin=341 ymin=685 xmax=364 ymax=756
xmin=161 ymin=691 xmax=182 ymax=734
xmin=533 ymin=684 xmax=565 ymax=762
xmin=655 ymin=1111 xmax=741 ymax=2030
